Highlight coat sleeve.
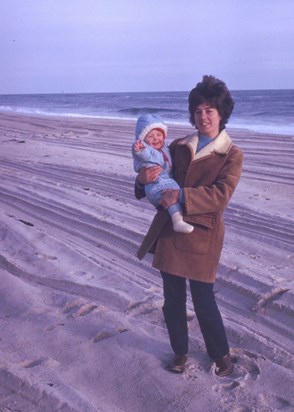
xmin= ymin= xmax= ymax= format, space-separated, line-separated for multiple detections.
xmin=134 ymin=177 xmax=146 ymax=200
xmin=183 ymin=146 xmax=243 ymax=215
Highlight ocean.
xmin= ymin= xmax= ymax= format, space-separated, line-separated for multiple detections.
xmin=0 ymin=89 xmax=293 ymax=135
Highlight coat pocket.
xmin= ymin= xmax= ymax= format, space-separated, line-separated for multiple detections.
xmin=184 ymin=214 xmax=215 ymax=229
xmin=174 ymin=224 xmax=213 ymax=255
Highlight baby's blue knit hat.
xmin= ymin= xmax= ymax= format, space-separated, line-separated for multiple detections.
xmin=135 ymin=113 xmax=168 ymax=141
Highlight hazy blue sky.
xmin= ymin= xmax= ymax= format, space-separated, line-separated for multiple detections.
xmin=1 ymin=0 xmax=293 ymax=94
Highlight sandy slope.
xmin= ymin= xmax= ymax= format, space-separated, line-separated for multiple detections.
xmin=0 ymin=112 xmax=293 ymax=411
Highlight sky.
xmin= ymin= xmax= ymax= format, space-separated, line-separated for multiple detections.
xmin=1 ymin=0 xmax=293 ymax=94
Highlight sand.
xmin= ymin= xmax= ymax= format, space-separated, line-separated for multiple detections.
xmin=0 ymin=112 xmax=293 ymax=412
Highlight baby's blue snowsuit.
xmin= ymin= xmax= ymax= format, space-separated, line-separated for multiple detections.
xmin=132 ymin=114 xmax=182 ymax=216
xmin=132 ymin=142 xmax=182 ymax=215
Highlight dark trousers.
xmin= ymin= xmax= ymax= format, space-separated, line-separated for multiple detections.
xmin=161 ymin=271 xmax=229 ymax=360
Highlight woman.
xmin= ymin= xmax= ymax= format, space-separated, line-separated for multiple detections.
xmin=135 ymin=75 xmax=243 ymax=377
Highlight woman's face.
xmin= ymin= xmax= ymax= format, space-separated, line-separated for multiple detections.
xmin=194 ymin=103 xmax=222 ymax=138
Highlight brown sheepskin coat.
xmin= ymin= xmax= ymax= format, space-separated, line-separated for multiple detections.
xmin=135 ymin=130 xmax=243 ymax=283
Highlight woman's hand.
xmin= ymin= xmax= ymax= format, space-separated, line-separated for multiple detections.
xmin=137 ymin=166 xmax=163 ymax=184
xmin=160 ymin=189 xmax=180 ymax=209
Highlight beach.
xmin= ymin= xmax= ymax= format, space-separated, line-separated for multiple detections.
xmin=0 ymin=112 xmax=293 ymax=411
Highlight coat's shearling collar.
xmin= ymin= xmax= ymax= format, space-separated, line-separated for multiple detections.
xmin=178 ymin=129 xmax=232 ymax=160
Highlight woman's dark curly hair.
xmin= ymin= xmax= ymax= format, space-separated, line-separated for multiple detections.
xmin=188 ymin=75 xmax=234 ymax=131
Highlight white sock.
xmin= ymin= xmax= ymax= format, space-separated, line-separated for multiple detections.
xmin=171 ymin=212 xmax=194 ymax=234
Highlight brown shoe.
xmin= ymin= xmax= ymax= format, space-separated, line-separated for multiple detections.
xmin=214 ymin=353 xmax=234 ymax=377
xmin=168 ymin=354 xmax=187 ymax=374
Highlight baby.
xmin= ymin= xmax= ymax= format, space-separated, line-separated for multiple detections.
xmin=132 ymin=113 xmax=193 ymax=234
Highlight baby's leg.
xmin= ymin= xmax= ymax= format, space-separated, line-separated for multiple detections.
xmin=146 ymin=179 xmax=193 ymax=234
xmin=145 ymin=182 xmax=163 ymax=207
xmin=168 ymin=204 xmax=194 ymax=234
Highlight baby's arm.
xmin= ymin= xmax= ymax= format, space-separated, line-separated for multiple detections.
xmin=133 ymin=140 xmax=145 ymax=152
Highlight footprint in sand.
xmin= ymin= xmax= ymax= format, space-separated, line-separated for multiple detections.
xmin=259 ymin=392 xmax=294 ymax=411
xmin=19 ymin=357 xmax=48 ymax=368
xmin=92 ymin=328 xmax=128 ymax=343
xmin=74 ymin=303 xmax=98 ymax=318
xmin=210 ymin=349 xmax=294 ymax=412
xmin=126 ymin=298 xmax=162 ymax=317
xmin=36 ymin=253 xmax=58 ymax=260
xmin=183 ymin=362 xmax=204 ymax=381
xmin=63 ymin=299 xmax=98 ymax=318
xmin=44 ymin=322 xmax=65 ymax=332
xmin=212 ymin=349 xmax=261 ymax=394
xmin=71 ymin=270 xmax=95 ymax=280
xmin=19 ymin=357 xmax=59 ymax=370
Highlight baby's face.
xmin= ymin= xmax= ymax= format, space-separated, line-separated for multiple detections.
xmin=144 ymin=129 xmax=165 ymax=150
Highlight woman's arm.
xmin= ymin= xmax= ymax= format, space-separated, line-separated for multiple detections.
xmin=134 ymin=166 xmax=163 ymax=199
xmin=183 ymin=147 xmax=243 ymax=215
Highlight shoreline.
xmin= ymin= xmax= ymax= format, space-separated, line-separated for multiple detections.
xmin=0 ymin=110 xmax=293 ymax=137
